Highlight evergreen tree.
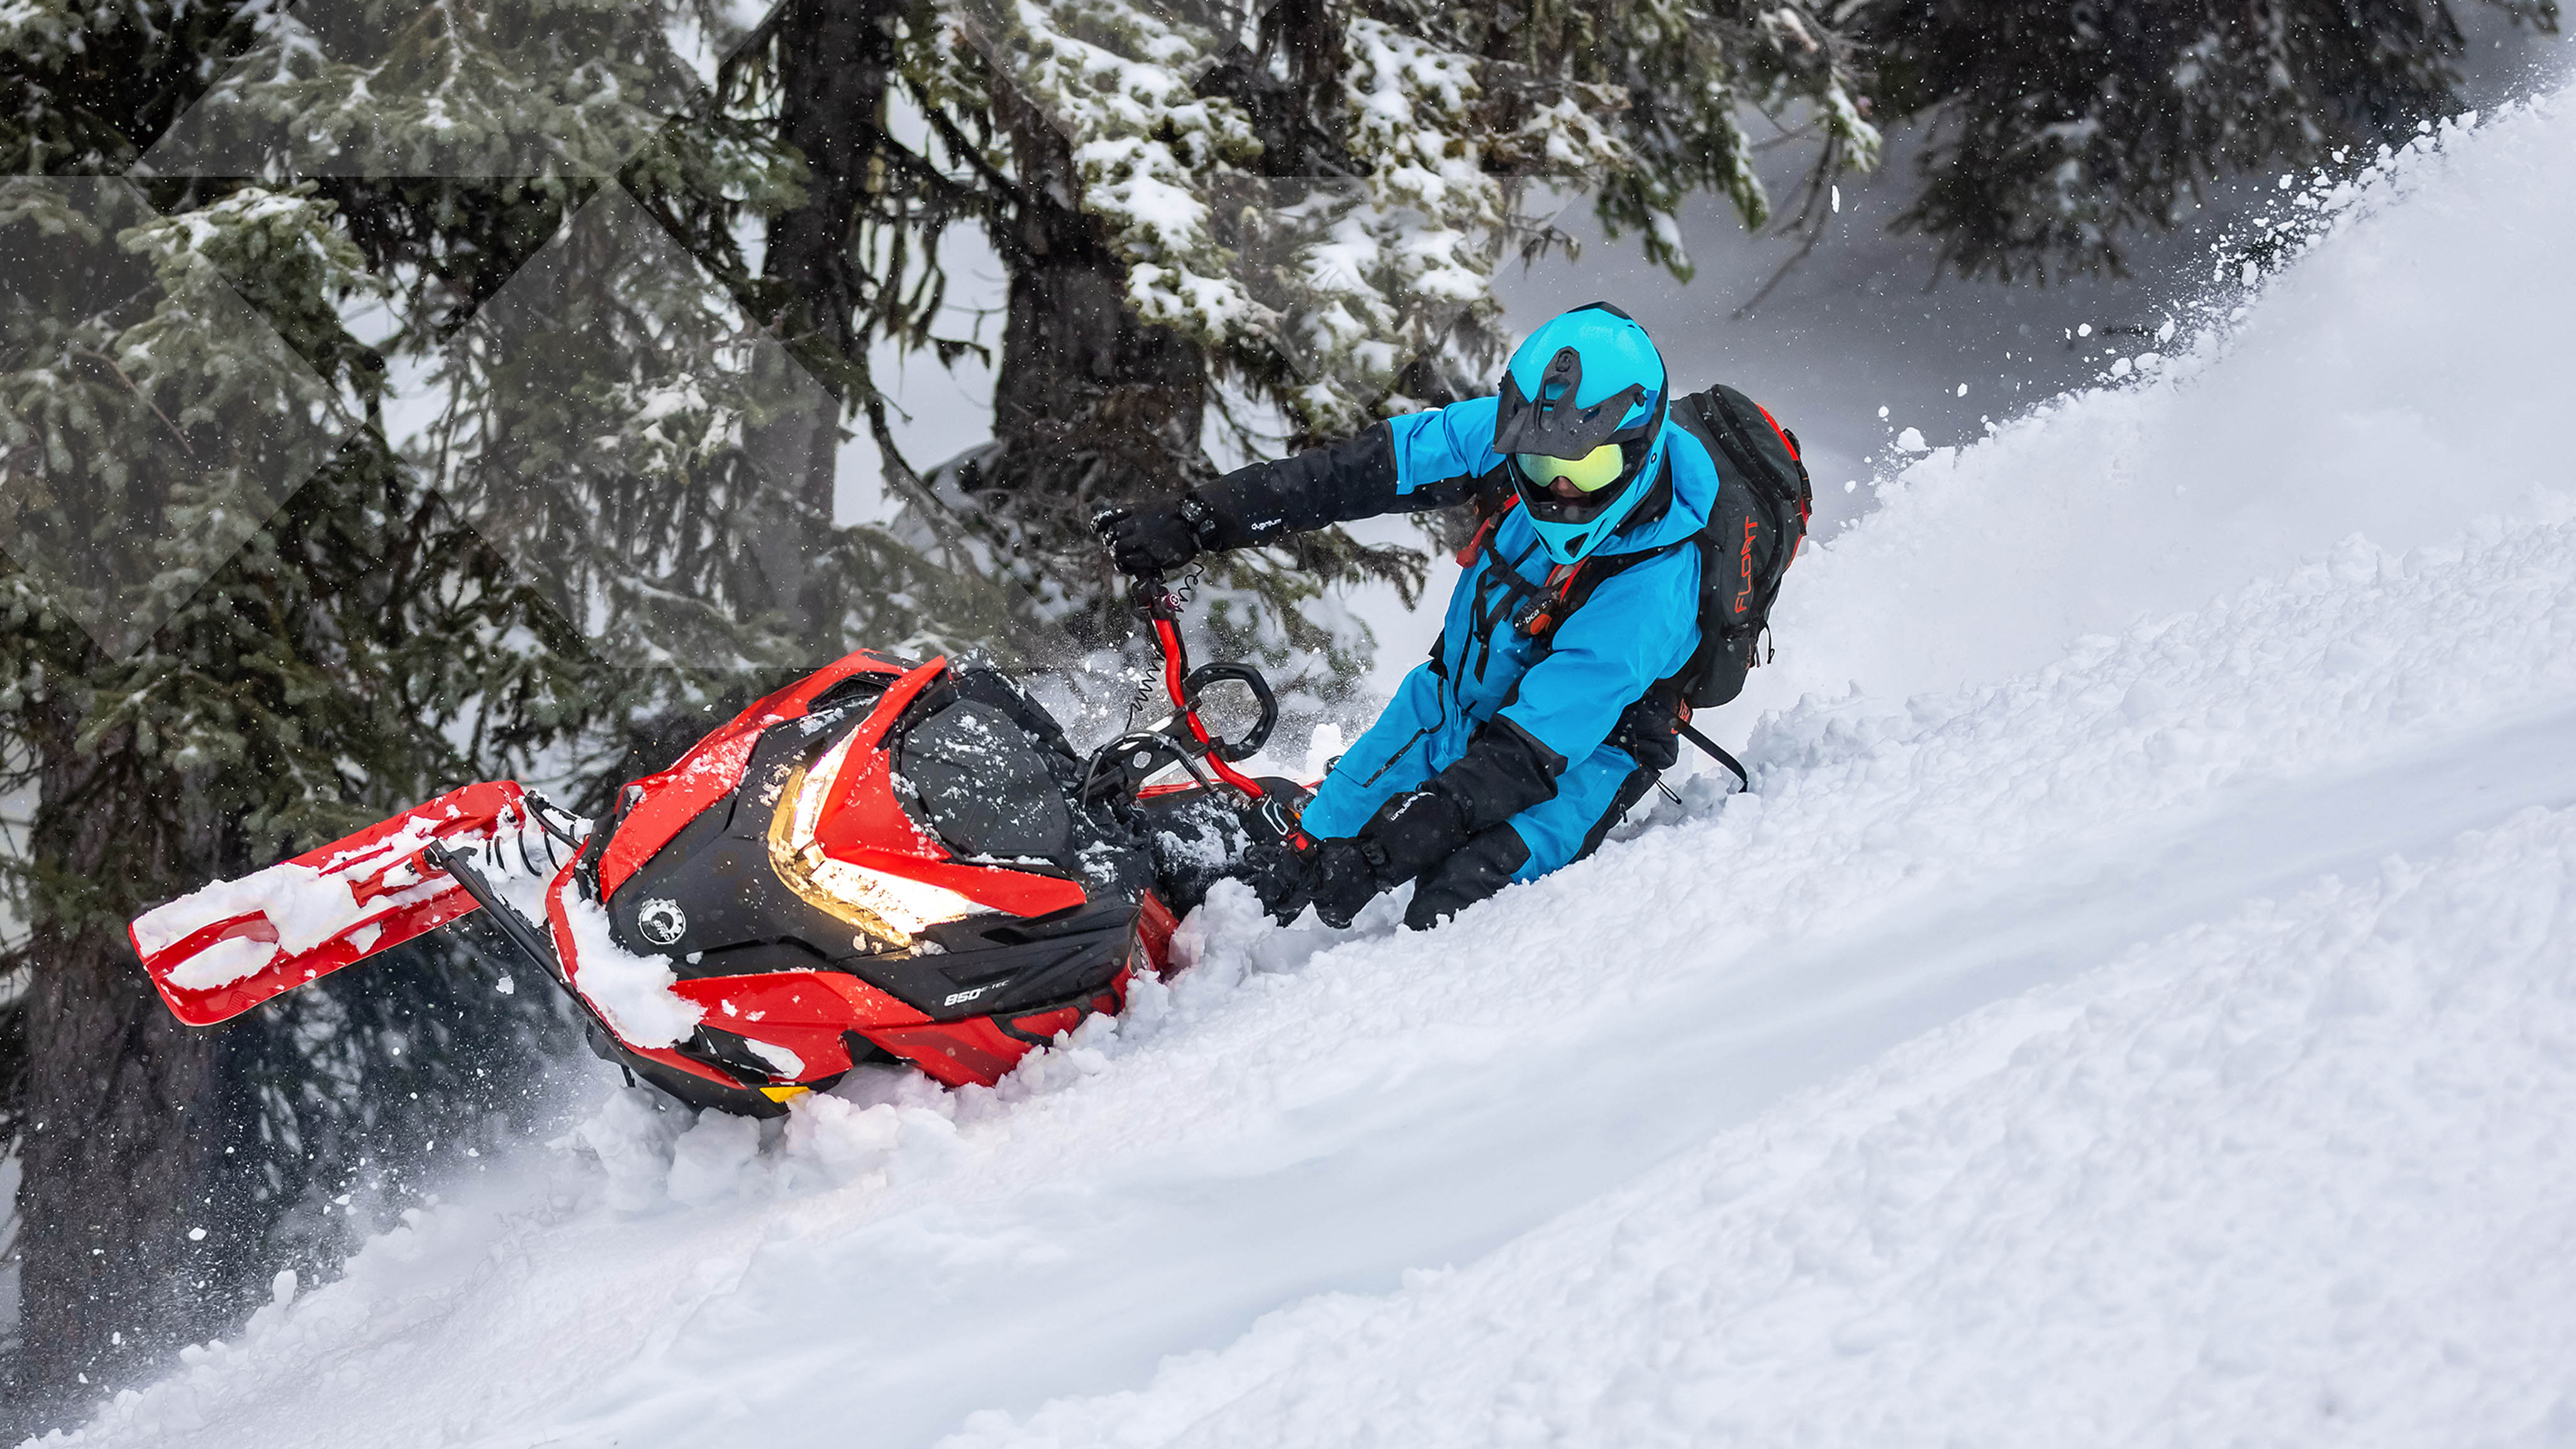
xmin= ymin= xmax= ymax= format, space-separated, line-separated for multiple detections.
xmin=0 ymin=0 xmax=936 ymax=1417
xmin=872 ymin=0 xmax=1877 ymax=689
xmin=1852 ymin=0 xmax=2560 ymax=279
xmin=0 ymin=164 xmax=585 ymax=1418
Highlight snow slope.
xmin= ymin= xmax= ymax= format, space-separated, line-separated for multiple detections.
xmin=34 ymin=86 xmax=2576 ymax=1449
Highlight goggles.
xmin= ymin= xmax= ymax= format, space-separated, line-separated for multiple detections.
xmin=1513 ymin=442 xmax=1626 ymax=494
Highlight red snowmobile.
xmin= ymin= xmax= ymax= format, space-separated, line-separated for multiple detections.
xmin=126 ymin=575 xmax=1309 ymax=1117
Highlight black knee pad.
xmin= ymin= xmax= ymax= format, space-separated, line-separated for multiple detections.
xmin=1404 ymin=825 xmax=1532 ymax=931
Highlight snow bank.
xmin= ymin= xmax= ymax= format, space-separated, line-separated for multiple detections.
xmin=953 ymin=800 xmax=2576 ymax=1448
xmin=1746 ymin=92 xmax=2576 ymax=714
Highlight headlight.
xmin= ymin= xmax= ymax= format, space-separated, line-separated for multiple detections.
xmin=767 ymin=726 xmax=982 ymax=948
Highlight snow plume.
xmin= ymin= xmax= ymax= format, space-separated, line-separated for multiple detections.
xmin=560 ymin=1070 xmax=975 ymax=1216
xmin=1755 ymin=92 xmax=2576 ymax=714
xmin=38 ymin=79 xmax=2576 ymax=1449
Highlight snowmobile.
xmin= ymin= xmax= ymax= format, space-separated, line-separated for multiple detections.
xmin=126 ymin=572 xmax=1310 ymax=1118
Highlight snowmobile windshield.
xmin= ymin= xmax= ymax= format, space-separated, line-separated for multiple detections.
xmin=896 ymin=700 xmax=1074 ymax=862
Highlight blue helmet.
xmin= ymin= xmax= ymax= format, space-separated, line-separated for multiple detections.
xmin=1492 ymin=302 xmax=1670 ymax=565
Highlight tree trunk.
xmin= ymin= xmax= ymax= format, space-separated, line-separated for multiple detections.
xmin=977 ymin=86 xmax=1209 ymax=564
xmin=9 ymin=720 xmax=255 ymax=1428
xmin=751 ymin=0 xmax=901 ymax=639
xmin=765 ymin=0 xmax=894 ymax=385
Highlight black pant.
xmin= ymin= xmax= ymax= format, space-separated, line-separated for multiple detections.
xmin=1404 ymin=762 xmax=1662 ymax=930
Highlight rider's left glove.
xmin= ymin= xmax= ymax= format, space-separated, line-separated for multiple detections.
xmin=1098 ymin=494 xmax=1226 ymax=575
xmin=1302 ymin=836 xmax=1389 ymax=930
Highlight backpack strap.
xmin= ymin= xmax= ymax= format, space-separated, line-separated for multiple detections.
xmin=1607 ymin=684 xmax=1753 ymax=792
xmin=1512 ymin=541 xmax=1667 ymax=643
xmin=1673 ymin=709 xmax=1751 ymax=792
xmin=1456 ymin=491 xmax=1519 ymax=567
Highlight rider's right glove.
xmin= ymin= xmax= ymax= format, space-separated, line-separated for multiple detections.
xmin=1301 ymin=783 xmax=1477 ymax=928
xmin=1302 ymin=836 xmax=1390 ymax=930
xmin=1098 ymin=495 xmax=1224 ymax=575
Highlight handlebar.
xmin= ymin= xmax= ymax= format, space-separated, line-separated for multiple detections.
xmin=1088 ymin=541 xmax=1277 ymax=804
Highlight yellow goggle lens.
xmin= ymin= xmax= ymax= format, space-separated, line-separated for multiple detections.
xmin=1514 ymin=442 xmax=1625 ymax=492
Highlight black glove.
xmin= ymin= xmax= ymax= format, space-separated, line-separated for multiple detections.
xmin=1606 ymin=692 xmax=1685 ymax=774
xmin=1356 ymin=787 xmax=1470 ymax=885
xmin=1294 ymin=787 xmax=1473 ymax=928
xmin=1236 ymin=838 xmax=1314 ymax=924
xmin=1096 ymin=496 xmax=1223 ymax=576
xmin=1303 ymin=836 xmax=1389 ymax=930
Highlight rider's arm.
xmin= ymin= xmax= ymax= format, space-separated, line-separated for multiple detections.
xmin=1345 ymin=546 xmax=1701 ymax=882
xmin=1193 ymin=396 xmax=1507 ymax=547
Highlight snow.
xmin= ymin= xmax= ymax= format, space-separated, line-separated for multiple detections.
xmin=555 ymin=886 xmax=703 ymax=1050
xmin=740 ymin=1038 xmax=804 ymax=1080
xmin=131 ymin=861 xmax=354 ymax=960
xmin=160 ymin=934 xmax=279 ymax=991
xmin=957 ymin=804 xmax=2576 ymax=1449
xmin=1743 ymin=97 xmax=2576 ymax=714
xmin=33 ymin=81 xmax=2576 ymax=1449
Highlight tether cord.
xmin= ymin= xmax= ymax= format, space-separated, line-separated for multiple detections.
xmin=1675 ymin=719 xmax=1751 ymax=794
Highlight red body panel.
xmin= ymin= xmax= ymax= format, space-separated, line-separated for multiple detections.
xmin=808 ymin=660 xmax=1089 ymax=919
xmin=1133 ymin=890 xmax=1180 ymax=977
xmin=596 ymin=649 xmax=911 ymax=900
xmin=665 ymin=970 xmax=933 ymax=1082
xmin=863 ymin=1018 xmax=1039 ymax=1088
xmin=861 ymin=987 xmax=1119 ymax=1087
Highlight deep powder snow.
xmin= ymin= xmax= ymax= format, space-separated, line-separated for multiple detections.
xmin=33 ymin=82 xmax=2576 ymax=1449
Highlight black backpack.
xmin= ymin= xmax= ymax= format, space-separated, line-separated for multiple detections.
xmin=1663 ymin=384 xmax=1812 ymax=708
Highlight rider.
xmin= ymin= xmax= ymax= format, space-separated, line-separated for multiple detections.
xmin=1104 ymin=302 xmax=1720 ymax=931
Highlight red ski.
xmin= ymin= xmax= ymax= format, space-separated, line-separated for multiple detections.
xmin=130 ymin=780 xmax=548 ymax=1027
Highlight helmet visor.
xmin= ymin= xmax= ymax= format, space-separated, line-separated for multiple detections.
xmin=1514 ymin=443 xmax=1626 ymax=493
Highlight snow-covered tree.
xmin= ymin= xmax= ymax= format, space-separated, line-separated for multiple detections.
xmin=0 ymin=164 xmax=582 ymax=1416
xmin=878 ymin=0 xmax=1877 ymax=675
xmin=959 ymin=0 xmax=1870 ymax=430
xmin=1851 ymin=0 xmax=2560 ymax=279
xmin=0 ymin=0 xmax=924 ymax=1415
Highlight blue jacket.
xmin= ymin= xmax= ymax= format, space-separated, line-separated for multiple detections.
xmin=1200 ymin=394 xmax=1722 ymax=872
xmin=1387 ymin=396 xmax=1714 ymax=772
